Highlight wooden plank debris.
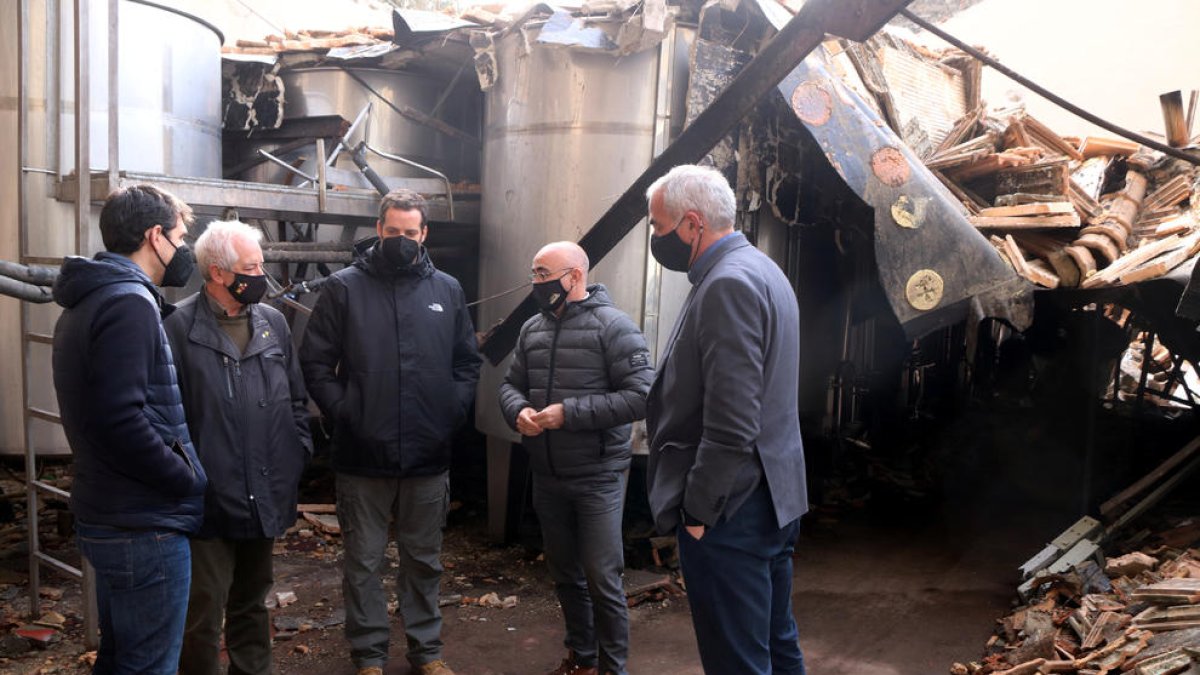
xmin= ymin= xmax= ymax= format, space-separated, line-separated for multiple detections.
xmin=1078 ymin=135 xmax=1140 ymax=158
xmin=976 ymin=201 xmax=1075 ymax=217
xmin=971 ymin=213 xmax=1081 ymax=229
xmin=1161 ymin=90 xmax=1190 ymax=148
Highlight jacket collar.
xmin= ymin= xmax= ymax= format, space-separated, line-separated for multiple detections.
xmin=687 ymin=231 xmax=749 ymax=285
xmin=187 ymin=290 xmax=278 ymax=360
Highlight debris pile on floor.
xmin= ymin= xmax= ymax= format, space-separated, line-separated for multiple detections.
xmin=951 ymin=429 xmax=1200 ymax=674
xmin=925 ymin=104 xmax=1199 ymax=290
xmin=951 ymin=544 xmax=1200 ymax=675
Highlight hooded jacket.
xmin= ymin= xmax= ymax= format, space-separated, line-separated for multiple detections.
xmin=498 ymin=284 xmax=654 ymax=477
xmin=165 ymin=292 xmax=313 ymax=539
xmin=300 ymin=238 xmax=482 ymax=477
xmin=51 ymin=253 xmax=207 ymax=532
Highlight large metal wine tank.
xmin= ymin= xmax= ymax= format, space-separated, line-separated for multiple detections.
xmin=0 ymin=0 xmax=222 ymax=456
xmin=474 ymin=26 xmax=690 ymax=443
xmin=235 ymin=67 xmax=476 ymax=185
xmin=60 ymin=0 xmax=224 ymax=178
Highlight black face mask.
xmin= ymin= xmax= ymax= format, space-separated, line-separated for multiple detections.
xmin=532 ymin=276 xmax=571 ymax=313
xmin=650 ymin=217 xmax=698 ymax=273
xmin=380 ymin=235 xmax=421 ymax=270
xmin=226 ymin=273 xmax=268 ymax=305
xmin=156 ymin=235 xmax=196 ymax=288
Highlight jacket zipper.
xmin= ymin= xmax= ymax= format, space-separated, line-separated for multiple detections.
xmin=545 ymin=320 xmax=563 ymax=477
xmin=222 ymin=356 xmax=235 ymax=399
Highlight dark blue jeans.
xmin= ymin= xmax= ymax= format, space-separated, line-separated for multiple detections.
xmin=76 ymin=522 xmax=191 ymax=675
xmin=532 ymin=470 xmax=629 ymax=675
xmin=676 ymin=483 xmax=806 ymax=675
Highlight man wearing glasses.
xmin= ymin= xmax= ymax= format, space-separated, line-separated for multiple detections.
xmin=499 ymin=241 xmax=654 ymax=675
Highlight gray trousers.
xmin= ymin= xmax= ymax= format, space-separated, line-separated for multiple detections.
xmin=179 ymin=537 xmax=274 ymax=675
xmin=336 ymin=471 xmax=449 ymax=669
xmin=532 ymin=470 xmax=629 ymax=675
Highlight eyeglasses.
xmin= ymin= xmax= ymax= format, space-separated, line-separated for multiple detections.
xmin=529 ymin=267 xmax=576 ymax=283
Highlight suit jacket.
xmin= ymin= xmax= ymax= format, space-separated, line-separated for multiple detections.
xmin=646 ymin=232 xmax=808 ymax=533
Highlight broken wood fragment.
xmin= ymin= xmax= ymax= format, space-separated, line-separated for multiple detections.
xmin=1078 ymin=136 xmax=1140 ymax=158
xmin=976 ymin=201 xmax=1075 ymax=217
xmin=1022 ymin=114 xmax=1084 ymax=161
xmin=970 ymin=213 xmax=1081 ymax=229
xmin=1143 ymin=174 xmax=1193 ymax=213
xmin=993 ymin=658 xmax=1046 ymax=675
xmin=1081 ymin=234 xmax=1190 ymax=287
xmin=1161 ymin=90 xmax=1190 ymax=148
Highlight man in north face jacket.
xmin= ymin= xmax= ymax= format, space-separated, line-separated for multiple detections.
xmin=499 ymin=241 xmax=654 ymax=675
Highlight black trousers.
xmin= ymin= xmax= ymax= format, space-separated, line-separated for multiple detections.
xmin=179 ymin=537 xmax=274 ymax=675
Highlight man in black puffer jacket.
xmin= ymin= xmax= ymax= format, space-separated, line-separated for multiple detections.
xmin=301 ymin=189 xmax=481 ymax=675
xmin=52 ymin=185 xmax=207 ymax=674
xmin=499 ymin=241 xmax=654 ymax=675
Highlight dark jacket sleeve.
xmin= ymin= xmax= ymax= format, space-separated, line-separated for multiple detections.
xmin=274 ymin=313 xmax=314 ymax=458
xmin=91 ymin=295 xmax=200 ymax=497
xmin=299 ymin=276 xmax=347 ymax=421
xmin=450 ymin=283 xmax=483 ymax=419
xmin=498 ymin=324 xmax=533 ymax=430
xmin=683 ymin=276 xmax=767 ymax=526
xmin=562 ymin=311 xmax=653 ymax=431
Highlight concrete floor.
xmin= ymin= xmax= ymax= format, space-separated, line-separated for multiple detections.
xmin=365 ymin=407 xmax=1092 ymax=674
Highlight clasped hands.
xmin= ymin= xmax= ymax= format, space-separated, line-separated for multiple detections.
xmin=516 ymin=404 xmax=564 ymax=436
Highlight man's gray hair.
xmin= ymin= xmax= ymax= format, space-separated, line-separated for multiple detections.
xmin=195 ymin=220 xmax=262 ymax=281
xmin=646 ymin=164 xmax=737 ymax=231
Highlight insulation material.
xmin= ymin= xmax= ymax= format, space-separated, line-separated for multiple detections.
xmin=222 ymin=60 xmax=285 ymax=132
xmin=872 ymin=35 xmax=971 ymax=158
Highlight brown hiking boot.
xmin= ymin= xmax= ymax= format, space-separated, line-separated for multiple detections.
xmin=414 ymin=660 xmax=456 ymax=675
xmin=356 ymin=668 xmax=383 ymax=675
xmin=546 ymin=652 xmax=599 ymax=675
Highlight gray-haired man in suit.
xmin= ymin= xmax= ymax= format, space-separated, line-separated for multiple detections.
xmin=644 ymin=164 xmax=808 ymax=675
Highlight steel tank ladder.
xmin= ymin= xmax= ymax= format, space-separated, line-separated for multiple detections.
xmin=17 ymin=0 xmax=121 ymax=650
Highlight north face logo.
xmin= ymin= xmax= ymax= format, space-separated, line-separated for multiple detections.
xmin=428 ymin=303 xmax=444 ymax=312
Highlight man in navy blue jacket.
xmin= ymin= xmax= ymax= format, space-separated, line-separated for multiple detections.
xmin=52 ymin=185 xmax=208 ymax=674
xmin=301 ymin=188 xmax=481 ymax=675
xmin=644 ymin=165 xmax=808 ymax=675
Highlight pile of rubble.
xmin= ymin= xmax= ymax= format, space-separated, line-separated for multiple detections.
xmin=952 ymin=542 xmax=1200 ymax=675
xmin=925 ymin=104 xmax=1199 ymax=291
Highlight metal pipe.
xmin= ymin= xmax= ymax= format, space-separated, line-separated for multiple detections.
xmin=364 ymin=144 xmax=454 ymax=221
xmin=262 ymin=250 xmax=352 ymax=264
xmin=107 ymin=0 xmax=118 ymax=187
xmin=0 ymin=261 xmax=59 ymax=286
xmin=295 ymin=102 xmax=371 ymax=190
xmin=0 ymin=277 xmax=52 ymax=304
xmin=901 ymin=9 xmax=1200 ymax=167
xmin=75 ymin=0 xmax=90 ymax=254
xmin=316 ymin=138 xmax=327 ymax=213
xmin=349 ymin=142 xmax=392 ymax=196
xmin=262 ymin=241 xmax=352 ymax=252
xmin=256 ymin=149 xmax=318 ymax=183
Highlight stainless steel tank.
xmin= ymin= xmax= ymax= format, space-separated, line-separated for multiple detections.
xmin=474 ymin=27 xmax=690 ymax=443
xmin=0 ymin=0 xmax=223 ymax=456
xmin=60 ymin=0 xmax=224 ymax=177
xmin=233 ymin=67 xmax=473 ymax=185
